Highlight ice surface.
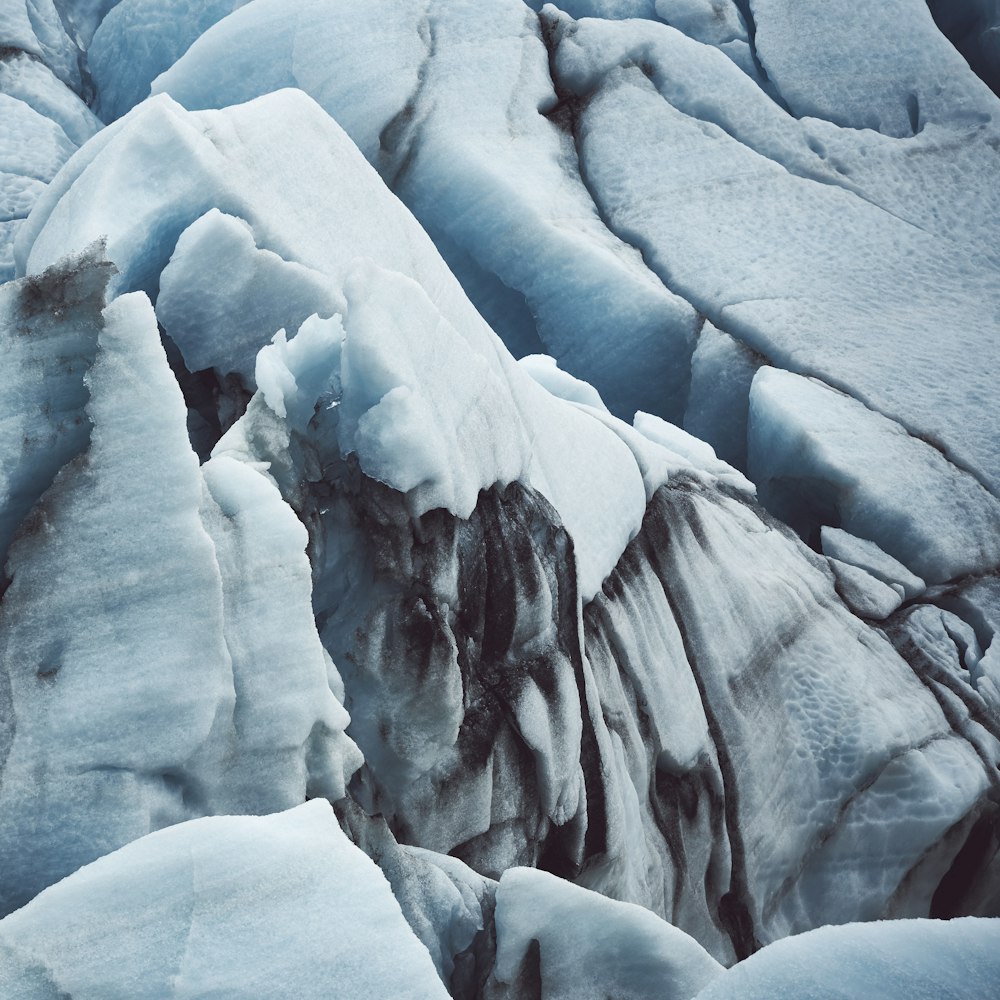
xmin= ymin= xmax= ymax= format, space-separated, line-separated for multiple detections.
xmin=149 ymin=0 xmax=700 ymax=420
xmin=0 ymin=0 xmax=81 ymax=93
xmin=0 ymin=42 xmax=100 ymax=282
xmin=157 ymin=208 xmax=344 ymax=386
xmin=0 ymin=801 xmax=450 ymax=999
xmin=0 ymin=53 xmax=101 ymax=147
xmin=0 ymin=244 xmax=112 ymax=565
xmin=15 ymin=87 xmax=685 ymax=601
xmin=0 ymin=91 xmax=80 ymax=278
xmin=549 ymin=11 xmax=1000 ymax=494
xmin=2 ymin=6 xmax=999 ymax=986
xmin=750 ymin=0 xmax=996 ymax=136
xmin=826 ymin=558 xmax=903 ymax=620
xmin=88 ymin=0 xmax=253 ymax=122
xmin=0 ymin=272 xmax=359 ymax=914
xmin=0 ymin=94 xmax=75 ymax=186
xmin=490 ymin=867 xmax=723 ymax=999
xmin=692 ymin=917 xmax=1000 ymax=1000
xmin=0 ymin=289 xmax=231 ymax=914
xmin=199 ymin=454 xmax=363 ymax=813
xmin=338 ymin=801 xmax=495 ymax=991
xmin=53 ymin=0 xmax=125 ymax=48
xmin=821 ymin=526 xmax=925 ymax=600
xmin=683 ymin=321 xmax=762 ymax=470
xmin=632 ymin=410 xmax=753 ymax=494
xmin=519 ymin=354 xmax=607 ymax=411
xmin=748 ymin=368 xmax=1000 ymax=582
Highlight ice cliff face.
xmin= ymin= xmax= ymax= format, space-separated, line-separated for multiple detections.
xmin=0 ymin=1 xmax=999 ymax=997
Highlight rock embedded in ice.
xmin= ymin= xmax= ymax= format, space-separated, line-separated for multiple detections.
xmin=0 ymin=801 xmax=450 ymax=999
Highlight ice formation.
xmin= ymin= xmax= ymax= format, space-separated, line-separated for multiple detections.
xmin=0 ymin=0 xmax=998 ymax=996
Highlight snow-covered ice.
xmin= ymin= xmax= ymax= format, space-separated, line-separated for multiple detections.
xmin=0 ymin=801 xmax=449 ymax=999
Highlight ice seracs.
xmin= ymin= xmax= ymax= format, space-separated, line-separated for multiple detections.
xmin=0 ymin=251 xmax=359 ymax=916
xmin=0 ymin=0 xmax=998 ymax=994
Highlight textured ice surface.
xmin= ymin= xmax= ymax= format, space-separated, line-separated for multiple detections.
xmin=748 ymin=368 xmax=1000 ymax=582
xmin=548 ymin=8 xmax=1000 ymax=496
xmin=692 ymin=917 xmax=1000 ymax=1000
xmin=821 ymin=526 xmax=926 ymax=601
xmin=149 ymin=0 xmax=700 ymax=420
xmin=1 ymin=2 xmax=999 ymax=991
xmin=0 ymin=258 xmax=359 ymax=915
xmin=0 ymin=801 xmax=449 ymax=999
xmin=749 ymin=0 xmax=996 ymax=136
xmin=490 ymin=867 xmax=723 ymax=999
xmin=0 ymin=53 xmax=101 ymax=147
xmin=0 ymin=0 xmax=81 ymax=93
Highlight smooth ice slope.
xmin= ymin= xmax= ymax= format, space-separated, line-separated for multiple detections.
xmin=88 ymin=0 xmax=254 ymax=122
xmin=692 ymin=917 xmax=1000 ymax=1000
xmin=490 ymin=867 xmax=723 ymax=999
xmin=0 ymin=801 xmax=450 ymax=999
xmin=748 ymin=368 xmax=1000 ymax=582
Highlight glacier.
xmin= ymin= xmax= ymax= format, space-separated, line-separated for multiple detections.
xmin=0 ymin=0 xmax=999 ymax=997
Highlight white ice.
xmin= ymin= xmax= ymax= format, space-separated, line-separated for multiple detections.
xmin=692 ymin=917 xmax=1000 ymax=1000
xmin=492 ymin=866 xmax=724 ymax=999
xmin=0 ymin=801 xmax=449 ymax=999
